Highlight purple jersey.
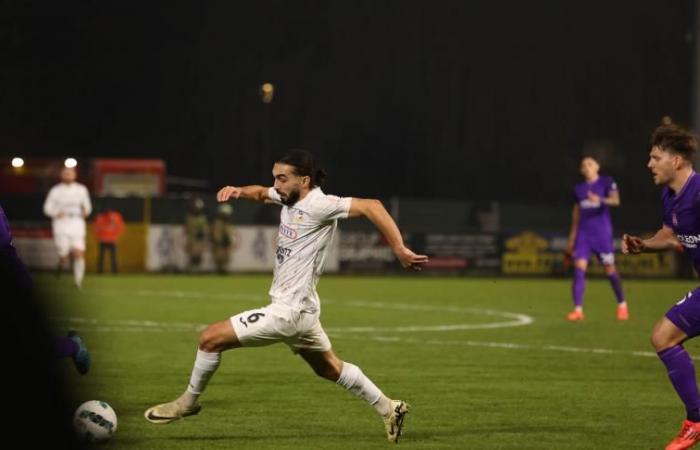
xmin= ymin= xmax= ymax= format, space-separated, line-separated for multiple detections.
xmin=0 ymin=204 xmax=32 ymax=291
xmin=662 ymin=171 xmax=700 ymax=274
xmin=0 ymin=204 xmax=14 ymax=250
xmin=573 ymin=175 xmax=617 ymax=239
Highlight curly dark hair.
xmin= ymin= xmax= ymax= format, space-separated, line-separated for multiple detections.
xmin=276 ymin=149 xmax=327 ymax=187
xmin=650 ymin=122 xmax=699 ymax=161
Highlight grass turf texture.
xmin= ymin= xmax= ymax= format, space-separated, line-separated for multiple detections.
xmin=37 ymin=274 xmax=699 ymax=449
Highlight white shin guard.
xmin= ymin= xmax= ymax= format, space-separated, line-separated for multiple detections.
xmin=73 ymin=257 xmax=85 ymax=287
xmin=336 ymin=362 xmax=390 ymax=415
xmin=186 ymin=350 xmax=221 ymax=396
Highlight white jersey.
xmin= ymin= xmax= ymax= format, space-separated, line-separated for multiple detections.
xmin=266 ymin=187 xmax=351 ymax=313
xmin=43 ymin=182 xmax=92 ymax=236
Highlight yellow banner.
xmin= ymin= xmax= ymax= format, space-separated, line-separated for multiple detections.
xmin=85 ymin=223 xmax=146 ymax=273
xmin=502 ymin=230 xmax=676 ymax=276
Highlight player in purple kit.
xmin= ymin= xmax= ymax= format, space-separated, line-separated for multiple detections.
xmin=566 ymin=156 xmax=628 ymax=321
xmin=1 ymin=202 xmax=88 ymax=450
xmin=623 ymin=122 xmax=700 ymax=450
xmin=0 ymin=204 xmax=90 ymax=374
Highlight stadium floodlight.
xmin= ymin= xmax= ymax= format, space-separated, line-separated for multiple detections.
xmin=11 ymin=157 xmax=24 ymax=168
xmin=64 ymin=157 xmax=78 ymax=168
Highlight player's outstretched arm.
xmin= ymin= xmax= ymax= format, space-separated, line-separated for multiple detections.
xmin=622 ymin=225 xmax=678 ymax=254
xmin=348 ymin=198 xmax=429 ymax=270
xmin=216 ymin=185 xmax=270 ymax=203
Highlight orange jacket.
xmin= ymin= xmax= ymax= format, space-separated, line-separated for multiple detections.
xmin=94 ymin=210 xmax=125 ymax=243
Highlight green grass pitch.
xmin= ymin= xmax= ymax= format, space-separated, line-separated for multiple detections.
xmin=38 ymin=274 xmax=699 ymax=449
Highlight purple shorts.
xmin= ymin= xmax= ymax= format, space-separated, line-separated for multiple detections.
xmin=666 ymin=287 xmax=700 ymax=338
xmin=573 ymin=234 xmax=615 ymax=265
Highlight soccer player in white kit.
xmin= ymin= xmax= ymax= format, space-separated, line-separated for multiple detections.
xmin=43 ymin=167 xmax=92 ymax=289
xmin=145 ymin=150 xmax=429 ymax=443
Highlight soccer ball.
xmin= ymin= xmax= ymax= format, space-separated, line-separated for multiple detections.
xmin=73 ymin=400 xmax=118 ymax=443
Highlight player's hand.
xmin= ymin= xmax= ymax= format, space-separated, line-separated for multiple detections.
xmin=587 ymin=191 xmax=601 ymax=204
xmin=565 ymin=239 xmax=574 ymax=256
xmin=395 ymin=246 xmax=429 ymax=271
xmin=622 ymin=233 xmax=644 ymax=254
xmin=217 ymin=186 xmax=242 ymax=202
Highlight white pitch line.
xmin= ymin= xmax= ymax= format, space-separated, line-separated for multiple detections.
xmin=326 ymin=300 xmax=534 ymax=332
xmin=50 ymin=286 xmax=268 ymax=303
xmin=49 ymin=286 xmax=536 ymax=332
xmin=332 ymin=334 xmax=690 ymax=361
xmin=45 ymin=287 xmax=662 ymax=358
xmin=50 ymin=316 xmax=676 ymax=361
xmin=54 ymin=316 xmax=207 ymax=332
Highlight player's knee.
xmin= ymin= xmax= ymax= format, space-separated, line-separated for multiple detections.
xmin=650 ymin=331 xmax=673 ymax=351
xmin=198 ymin=326 xmax=223 ymax=352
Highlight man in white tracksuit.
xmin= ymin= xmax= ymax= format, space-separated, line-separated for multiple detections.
xmin=43 ymin=167 xmax=92 ymax=289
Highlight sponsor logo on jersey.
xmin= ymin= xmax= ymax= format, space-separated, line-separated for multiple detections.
xmin=580 ymin=199 xmax=600 ymax=208
xmin=276 ymin=245 xmax=292 ymax=264
xmin=279 ymin=224 xmax=298 ymax=239
xmin=285 ymin=208 xmax=305 ymax=224
xmin=677 ymin=234 xmax=700 ymax=248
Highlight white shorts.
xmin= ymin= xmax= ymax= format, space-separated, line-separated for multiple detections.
xmin=230 ymin=303 xmax=331 ymax=354
xmin=54 ymin=233 xmax=86 ymax=256
xmin=52 ymin=218 xmax=86 ymax=256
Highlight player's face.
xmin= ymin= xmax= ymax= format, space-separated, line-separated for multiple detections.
xmin=272 ymin=163 xmax=309 ymax=206
xmin=61 ymin=168 xmax=76 ymax=183
xmin=579 ymin=157 xmax=599 ymax=181
xmin=647 ymin=146 xmax=678 ymax=185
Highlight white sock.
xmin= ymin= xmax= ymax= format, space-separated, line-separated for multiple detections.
xmin=73 ymin=258 xmax=85 ymax=287
xmin=336 ymin=362 xmax=392 ymax=416
xmin=181 ymin=350 xmax=221 ymax=407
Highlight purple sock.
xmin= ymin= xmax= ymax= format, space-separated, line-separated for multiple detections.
xmin=607 ymin=272 xmax=625 ymax=303
xmin=572 ymin=268 xmax=585 ymax=307
xmin=54 ymin=336 xmax=78 ymax=358
xmin=658 ymin=345 xmax=700 ymax=421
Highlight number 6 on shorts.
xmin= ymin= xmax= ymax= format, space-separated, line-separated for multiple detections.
xmin=238 ymin=312 xmax=266 ymax=328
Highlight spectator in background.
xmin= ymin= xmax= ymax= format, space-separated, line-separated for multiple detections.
xmin=210 ymin=203 xmax=234 ymax=274
xmin=185 ymin=197 xmax=209 ymax=271
xmin=94 ymin=203 xmax=125 ymax=274
xmin=43 ymin=167 xmax=92 ymax=289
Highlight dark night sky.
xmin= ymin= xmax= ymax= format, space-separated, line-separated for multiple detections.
xmin=0 ymin=0 xmax=695 ymax=202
